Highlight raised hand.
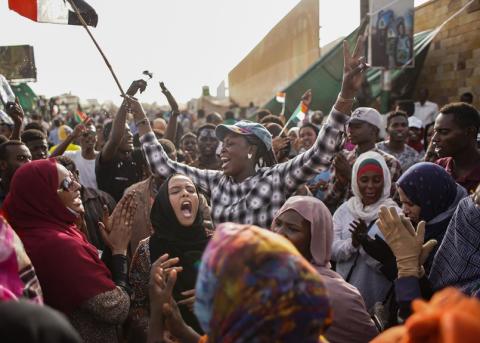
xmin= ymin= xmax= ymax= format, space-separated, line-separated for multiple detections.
xmin=160 ymin=82 xmax=179 ymax=114
xmin=301 ymin=89 xmax=312 ymax=107
xmin=126 ymin=79 xmax=147 ymax=97
xmin=5 ymin=97 xmax=24 ymax=125
xmin=341 ymin=34 xmax=368 ymax=99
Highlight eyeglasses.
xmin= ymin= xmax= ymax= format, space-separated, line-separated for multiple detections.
xmin=58 ymin=176 xmax=77 ymax=192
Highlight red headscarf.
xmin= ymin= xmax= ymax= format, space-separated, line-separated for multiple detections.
xmin=2 ymin=159 xmax=115 ymax=314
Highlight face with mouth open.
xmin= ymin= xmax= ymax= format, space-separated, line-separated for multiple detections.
xmin=56 ymin=163 xmax=84 ymax=214
xmin=219 ymin=132 xmax=256 ymax=181
xmin=168 ymin=174 xmax=199 ymax=226
xmin=357 ymin=170 xmax=384 ymax=206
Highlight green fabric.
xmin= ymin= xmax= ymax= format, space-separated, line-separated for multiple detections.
xmin=261 ymin=27 xmax=434 ymax=120
xmin=10 ymin=83 xmax=38 ymax=112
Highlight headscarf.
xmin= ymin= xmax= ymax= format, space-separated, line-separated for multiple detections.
xmin=273 ymin=196 xmax=332 ymax=270
xmin=2 ymin=159 xmax=115 ymax=314
xmin=371 ymin=288 xmax=480 ymax=343
xmin=347 ymin=151 xmax=397 ymax=223
xmin=429 ymin=196 xmax=480 ymax=296
xmin=0 ymin=216 xmax=23 ymax=302
xmin=397 ymin=162 xmax=467 ymax=242
xmin=194 ymin=223 xmax=331 ymax=343
xmin=0 ymin=301 xmax=82 ymax=343
xmin=149 ymin=174 xmax=209 ymax=332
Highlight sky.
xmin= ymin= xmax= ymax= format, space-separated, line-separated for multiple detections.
xmin=1 ymin=0 xmax=429 ymax=105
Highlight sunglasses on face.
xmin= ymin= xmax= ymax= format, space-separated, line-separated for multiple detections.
xmin=58 ymin=176 xmax=77 ymax=192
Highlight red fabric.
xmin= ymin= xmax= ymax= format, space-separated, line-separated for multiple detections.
xmin=436 ymin=157 xmax=480 ymax=194
xmin=407 ymin=140 xmax=424 ymax=154
xmin=2 ymin=159 xmax=115 ymax=314
xmin=8 ymin=0 xmax=37 ymax=22
xmin=357 ymin=164 xmax=383 ymax=178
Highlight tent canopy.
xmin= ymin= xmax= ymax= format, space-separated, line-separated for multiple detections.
xmin=261 ymin=27 xmax=433 ymax=119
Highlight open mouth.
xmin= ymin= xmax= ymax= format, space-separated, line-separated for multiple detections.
xmin=180 ymin=201 xmax=193 ymax=218
xmin=221 ymin=157 xmax=230 ymax=169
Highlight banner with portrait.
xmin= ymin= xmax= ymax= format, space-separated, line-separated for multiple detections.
xmin=368 ymin=0 xmax=414 ymax=69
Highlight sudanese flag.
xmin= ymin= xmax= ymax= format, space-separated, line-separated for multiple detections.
xmin=8 ymin=0 xmax=98 ymax=27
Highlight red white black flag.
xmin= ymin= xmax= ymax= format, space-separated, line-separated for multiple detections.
xmin=8 ymin=0 xmax=98 ymax=27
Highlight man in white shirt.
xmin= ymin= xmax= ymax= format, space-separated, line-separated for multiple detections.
xmin=64 ymin=123 xmax=98 ymax=189
xmin=414 ymin=88 xmax=439 ymax=127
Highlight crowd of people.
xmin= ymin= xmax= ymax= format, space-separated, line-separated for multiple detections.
xmin=0 ymin=38 xmax=480 ymax=343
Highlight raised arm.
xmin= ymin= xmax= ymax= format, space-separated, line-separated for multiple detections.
xmin=276 ymin=36 xmax=368 ymax=195
xmin=101 ymin=80 xmax=145 ymax=163
xmin=50 ymin=121 xmax=88 ymax=157
xmin=5 ymin=98 xmax=24 ymax=141
xmin=160 ymin=82 xmax=180 ymax=143
xmin=127 ymin=96 xmax=220 ymax=197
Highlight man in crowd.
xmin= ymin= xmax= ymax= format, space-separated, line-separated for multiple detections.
xmin=95 ymin=101 xmax=141 ymax=202
xmin=21 ymin=129 xmax=49 ymax=160
xmin=407 ymin=116 xmax=425 ymax=154
xmin=433 ymin=102 xmax=480 ymax=194
xmin=179 ymin=132 xmax=198 ymax=165
xmin=323 ymin=107 xmax=403 ymax=212
xmin=61 ymin=122 xmax=99 ymax=189
xmin=377 ymin=111 xmax=420 ymax=172
xmin=194 ymin=124 xmax=222 ymax=170
xmin=223 ymin=110 xmax=236 ymax=125
xmin=414 ymin=88 xmax=439 ymax=127
xmin=0 ymin=141 xmax=32 ymax=206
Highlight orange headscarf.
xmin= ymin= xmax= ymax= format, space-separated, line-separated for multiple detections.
xmin=371 ymin=287 xmax=480 ymax=343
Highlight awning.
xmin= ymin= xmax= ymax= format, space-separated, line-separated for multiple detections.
xmin=262 ymin=26 xmax=434 ymax=118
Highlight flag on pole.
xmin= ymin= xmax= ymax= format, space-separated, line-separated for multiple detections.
xmin=290 ymin=102 xmax=308 ymax=122
xmin=275 ymin=91 xmax=286 ymax=103
xmin=8 ymin=0 xmax=98 ymax=27
xmin=74 ymin=109 xmax=88 ymax=123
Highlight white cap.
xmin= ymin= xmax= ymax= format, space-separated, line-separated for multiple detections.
xmin=349 ymin=107 xmax=383 ymax=131
xmin=408 ymin=116 xmax=423 ymax=129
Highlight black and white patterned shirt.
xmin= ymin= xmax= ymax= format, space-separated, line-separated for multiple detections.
xmin=140 ymin=108 xmax=348 ymax=229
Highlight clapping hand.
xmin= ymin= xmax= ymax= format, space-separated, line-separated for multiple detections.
xmin=98 ymin=191 xmax=137 ymax=255
xmin=349 ymin=219 xmax=369 ymax=248
xmin=377 ymin=206 xmax=437 ymax=278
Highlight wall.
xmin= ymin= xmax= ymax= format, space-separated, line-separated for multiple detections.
xmin=228 ymin=0 xmax=320 ymax=107
xmin=414 ymin=0 xmax=480 ymax=108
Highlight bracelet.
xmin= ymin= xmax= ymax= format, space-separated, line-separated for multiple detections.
xmin=337 ymin=94 xmax=355 ymax=102
xmin=135 ymin=118 xmax=148 ymax=126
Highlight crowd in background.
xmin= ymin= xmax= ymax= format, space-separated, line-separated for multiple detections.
xmin=0 ymin=40 xmax=480 ymax=343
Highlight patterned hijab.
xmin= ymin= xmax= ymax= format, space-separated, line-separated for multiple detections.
xmin=429 ymin=196 xmax=480 ymax=296
xmin=348 ymin=151 xmax=397 ymax=223
xmin=194 ymin=223 xmax=331 ymax=343
xmin=0 ymin=216 xmax=23 ymax=302
xmin=397 ymin=162 xmax=466 ymax=223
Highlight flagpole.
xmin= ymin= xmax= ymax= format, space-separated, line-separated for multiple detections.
xmin=278 ymin=107 xmax=296 ymax=137
xmin=66 ymin=0 xmax=126 ymax=97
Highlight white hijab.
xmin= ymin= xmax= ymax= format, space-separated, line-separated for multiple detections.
xmin=347 ymin=151 xmax=398 ymax=223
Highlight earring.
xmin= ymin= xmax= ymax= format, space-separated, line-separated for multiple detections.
xmin=247 ymin=153 xmax=252 ymax=159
